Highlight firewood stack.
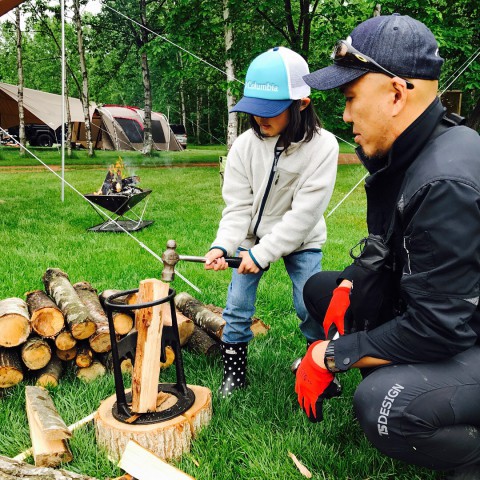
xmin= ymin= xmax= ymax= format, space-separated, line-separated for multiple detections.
xmin=0 ymin=267 xmax=269 ymax=390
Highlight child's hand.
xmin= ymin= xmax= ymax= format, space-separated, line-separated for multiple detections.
xmin=237 ymin=251 xmax=260 ymax=274
xmin=205 ymin=248 xmax=228 ymax=271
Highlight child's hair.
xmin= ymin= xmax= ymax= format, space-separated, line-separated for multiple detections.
xmin=249 ymin=100 xmax=322 ymax=150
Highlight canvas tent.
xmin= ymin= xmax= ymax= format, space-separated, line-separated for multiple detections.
xmin=0 ymin=83 xmax=182 ymax=151
xmin=0 ymin=0 xmax=25 ymax=16
xmin=0 ymin=81 xmax=85 ymax=130
xmin=75 ymin=104 xmax=182 ymax=151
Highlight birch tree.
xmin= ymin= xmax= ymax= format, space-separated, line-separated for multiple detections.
xmin=15 ymin=7 xmax=25 ymax=156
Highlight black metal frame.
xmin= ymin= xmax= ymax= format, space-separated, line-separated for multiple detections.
xmin=103 ymin=287 xmax=195 ymax=425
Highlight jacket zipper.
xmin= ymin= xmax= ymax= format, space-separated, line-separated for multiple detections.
xmin=403 ymin=237 xmax=411 ymax=274
xmin=253 ymin=143 xmax=282 ymax=236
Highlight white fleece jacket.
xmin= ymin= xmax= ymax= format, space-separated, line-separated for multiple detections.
xmin=211 ymin=127 xmax=339 ymax=269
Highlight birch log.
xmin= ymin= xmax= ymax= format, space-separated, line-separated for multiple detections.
xmin=36 ymin=356 xmax=63 ymax=387
xmin=21 ymin=335 xmax=52 ymax=370
xmin=54 ymin=331 xmax=77 ymax=351
xmin=0 ymin=297 xmax=31 ymax=347
xmin=73 ymin=282 xmax=111 ymax=353
xmin=42 ymin=268 xmax=96 ymax=340
xmin=26 ymin=290 xmax=65 ymax=338
xmin=174 ymin=292 xmax=225 ymax=338
xmin=0 ymin=347 xmax=24 ymax=388
xmin=99 ymin=289 xmax=135 ymax=335
xmin=0 ymin=455 xmax=97 ymax=479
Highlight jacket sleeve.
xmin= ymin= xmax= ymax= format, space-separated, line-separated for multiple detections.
xmin=210 ymin=139 xmax=255 ymax=255
xmin=249 ymin=134 xmax=339 ymax=267
xmin=334 ymin=179 xmax=480 ymax=370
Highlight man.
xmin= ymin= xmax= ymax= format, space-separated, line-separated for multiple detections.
xmin=294 ymin=14 xmax=480 ymax=479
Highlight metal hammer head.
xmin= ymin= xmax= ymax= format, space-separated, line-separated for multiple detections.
xmin=161 ymin=239 xmax=180 ymax=282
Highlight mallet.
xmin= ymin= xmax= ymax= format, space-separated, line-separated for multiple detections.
xmin=161 ymin=239 xmax=242 ymax=282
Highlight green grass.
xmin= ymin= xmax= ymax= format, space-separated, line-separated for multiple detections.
xmin=0 ymin=154 xmax=435 ymax=479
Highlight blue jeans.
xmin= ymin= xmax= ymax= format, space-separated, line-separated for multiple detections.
xmin=221 ymin=250 xmax=322 ymax=343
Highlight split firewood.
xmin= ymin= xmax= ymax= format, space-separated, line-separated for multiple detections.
xmin=75 ymin=343 xmax=94 ymax=368
xmin=75 ymin=359 xmax=106 ymax=383
xmin=186 ymin=325 xmax=220 ymax=356
xmin=118 ymin=440 xmax=195 ymax=480
xmin=0 ymin=455 xmax=98 ymax=479
xmin=175 ymin=292 xmax=225 ymax=339
xmin=73 ymin=282 xmax=112 ymax=353
xmin=36 ymin=356 xmax=63 ymax=387
xmin=0 ymin=297 xmax=31 ymax=347
xmin=288 ymin=451 xmax=313 ymax=478
xmin=132 ymin=278 xmax=171 ymax=413
xmin=42 ymin=268 xmax=96 ymax=340
xmin=21 ymin=335 xmax=52 ymax=370
xmin=26 ymin=290 xmax=65 ymax=338
xmin=56 ymin=346 xmax=77 ymax=362
xmin=55 ymin=331 xmax=77 ymax=351
xmin=204 ymin=304 xmax=270 ymax=337
xmin=99 ymin=289 xmax=135 ymax=335
xmin=0 ymin=347 xmax=24 ymax=388
xmin=25 ymin=386 xmax=73 ymax=467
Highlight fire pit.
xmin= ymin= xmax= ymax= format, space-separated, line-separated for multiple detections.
xmin=84 ymin=159 xmax=154 ymax=232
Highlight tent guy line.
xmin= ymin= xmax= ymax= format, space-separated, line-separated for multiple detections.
xmin=0 ymin=124 xmax=202 ymax=294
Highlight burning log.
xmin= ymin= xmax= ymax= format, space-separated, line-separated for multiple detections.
xmin=55 ymin=331 xmax=77 ymax=351
xmin=43 ymin=269 xmax=96 ymax=340
xmin=73 ymin=282 xmax=111 ymax=353
xmin=0 ymin=297 xmax=31 ymax=347
xmin=21 ymin=335 xmax=52 ymax=370
xmin=0 ymin=347 xmax=24 ymax=388
xmin=36 ymin=356 xmax=64 ymax=388
xmin=25 ymin=386 xmax=73 ymax=467
xmin=174 ymin=292 xmax=225 ymax=339
xmin=26 ymin=290 xmax=65 ymax=338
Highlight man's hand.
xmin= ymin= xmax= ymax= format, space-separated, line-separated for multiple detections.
xmin=323 ymin=286 xmax=351 ymax=338
xmin=204 ymin=248 xmax=228 ymax=271
xmin=237 ymin=250 xmax=260 ymax=274
xmin=295 ymin=341 xmax=341 ymax=422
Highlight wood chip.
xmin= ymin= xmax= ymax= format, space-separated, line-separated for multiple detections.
xmin=288 ymin=452 xmax=312 ymax=478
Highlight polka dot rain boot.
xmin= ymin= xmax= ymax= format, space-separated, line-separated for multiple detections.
xmin=219 ymin=341 xmax=248 ymax=398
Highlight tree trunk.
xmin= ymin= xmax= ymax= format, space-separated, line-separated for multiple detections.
xmin=224 ymin=0 xmax=238 ymax=150
xmin=0 ymin=297 xmax=31 ymax=347
xmin=73 ymin=282 xmax=111 ymax=353
xmin=73 ymin=0 xmax=93 ymax=156
xmin=0 ymin=347 xmax=24 ymax=388
xmin=26 ymin=290 xmax=65 ymax=338
xmin=177 ymin=52 xmax=187 ymax=127
xmin=174 ymin=292 xmax=225 ymax=338
xmin=195 ymin=88 xmax=201 ymax=144
xmin=0 ymin=455 xmax=97 ymax=479
xmin=16 ymin=7 xmax=25 ymax=157
xmin=36 ymin=356 xmax=63 ymax=387
xmin=42 ymin=268 xmax=96 ymax=340
xmin=21 ymin=335 xmax=52 ymax=370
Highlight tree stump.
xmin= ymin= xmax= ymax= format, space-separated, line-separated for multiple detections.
xmin=95 ymin=384 xmax=212 ymax=463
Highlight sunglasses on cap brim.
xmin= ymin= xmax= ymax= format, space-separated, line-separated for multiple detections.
xmin=332 ymin=40 xmax=415 ymax=90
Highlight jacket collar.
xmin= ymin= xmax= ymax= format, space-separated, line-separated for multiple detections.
xmin=359 ymin=97 xmax=446 ymax=182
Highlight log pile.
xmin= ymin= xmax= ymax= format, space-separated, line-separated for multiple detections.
xmin=0 ymin=268 xmax=269 ymax=390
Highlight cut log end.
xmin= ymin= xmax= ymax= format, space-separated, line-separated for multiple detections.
xmin=0 ymin=314 xmax=31 ymax=348
xmin=70 ymin=321 xmax=96 ymax=340
xmin=31 ymin=308 xmax=65 ymax=338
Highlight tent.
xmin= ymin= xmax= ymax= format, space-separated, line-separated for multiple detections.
xmin=0 ymin=83 xmax=182 ymax=151
xmin=0 ymin=0 xmax=25 ymax=17
xmin=75 ymin=104 xmax=182 ymax=151
xmin=0 ymin=81 xmax=85 ymax=130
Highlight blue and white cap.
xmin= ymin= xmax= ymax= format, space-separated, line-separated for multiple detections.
xmin=230 ymin=46 xmax=311 ymax=118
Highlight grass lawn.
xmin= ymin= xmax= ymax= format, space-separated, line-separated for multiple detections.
xmin=0 ymin=147 xmax=434 ymax=480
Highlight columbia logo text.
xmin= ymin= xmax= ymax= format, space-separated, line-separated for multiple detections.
xmin=246 ymin=81 xmax=279 ymax=92
xmin=377 ymin=383 xmax=404 ymax=437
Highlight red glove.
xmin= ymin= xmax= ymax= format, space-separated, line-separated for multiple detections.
xmin=295 ymin=341 xmax=341 ymax=422
xmin=323 ymin=286 xmax=350 ymax=338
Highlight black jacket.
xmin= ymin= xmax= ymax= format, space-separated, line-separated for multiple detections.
xmin=334 ymin=98 xmax=480 ymax=371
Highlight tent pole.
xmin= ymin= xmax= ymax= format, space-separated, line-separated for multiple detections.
xmin=61 ymin=0 xmax=65 ymax=202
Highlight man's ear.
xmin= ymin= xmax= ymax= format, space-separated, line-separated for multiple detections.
xmin=299 ymin=98 xmax=311 ymax=111
xmin=391 ymin=78 xmax=408 ymax=116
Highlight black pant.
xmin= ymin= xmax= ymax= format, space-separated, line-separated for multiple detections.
xmin=303 ymin=271 xmax=480 ymax=471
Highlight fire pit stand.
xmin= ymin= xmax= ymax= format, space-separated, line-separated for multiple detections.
xmin=84 ymin=189 xmax=154 ymax=232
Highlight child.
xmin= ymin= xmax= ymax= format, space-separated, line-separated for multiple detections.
xmin=205 ymin=46 xmax=338 ymax=397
